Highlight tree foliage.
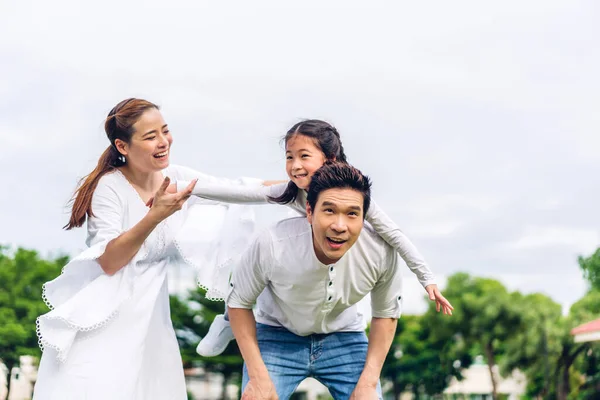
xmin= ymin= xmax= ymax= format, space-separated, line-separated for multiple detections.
xmin=0 ymin=246 xmax=67 ymax=398
xmin=578 ymin=248 xmax=600 ymax=291
xmin=170 ymin=287 xmax=243 ymax=400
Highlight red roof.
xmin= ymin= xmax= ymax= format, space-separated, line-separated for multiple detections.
xmin=571 ymin=318 xmax=600 ymax=335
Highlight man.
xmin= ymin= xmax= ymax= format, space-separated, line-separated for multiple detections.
xmin=227 ymin=163 xmax=452 ymax=399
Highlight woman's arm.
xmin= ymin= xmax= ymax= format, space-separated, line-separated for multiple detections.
xmin=98 ymin=178 xmax=196 ymax=275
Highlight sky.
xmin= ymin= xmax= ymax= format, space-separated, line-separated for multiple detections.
xmin=1 ymin=0 xmax=599 ymax=315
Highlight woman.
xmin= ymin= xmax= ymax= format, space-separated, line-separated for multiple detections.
xmin=34 ymin=98 xmax=271 ymax=399
xmin=175 ymin=119 xmax=454 ymax=357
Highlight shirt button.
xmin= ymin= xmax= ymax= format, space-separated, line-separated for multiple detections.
xmin=397 ymin=296 xmax=402 ymax=300
xmin=230 ymin=282 xmax=234 ymax=287
xmin=328 ymin=296 xmax=332 ymax=301
xmin=328 ymin=281 xmax=333 ymax=286
xmin=330 ymin=266 xmax=334 ymax=272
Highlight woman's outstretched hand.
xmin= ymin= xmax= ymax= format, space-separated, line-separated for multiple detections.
xmin=146 ymin=180 xmax=182 ymax=208
xmin=146 ymin=177 xmax=197 ymax=222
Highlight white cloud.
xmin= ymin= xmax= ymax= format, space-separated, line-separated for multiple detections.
xmin=510 ymin=226 xmax=600 ymax=252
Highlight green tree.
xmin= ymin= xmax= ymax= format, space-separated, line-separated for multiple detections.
xmin=555 ymin=289 xmax=600 ymax=400
xmin=170 ymin=288 xmax=244 ymax=400
xmin=578 ymin=248 xmax=600 ymax=291
xmin=0 ymin=246 xmax=67 ymax=399
xmin=381 ymin=312 xmax=471 ymax=398
xmin=440 ymin=273 xmax=521 ymax=400
xmin=574 ymin=339 xmax=600 ymax=398
xmin=501 ymin=293 xmax=563 ymax=398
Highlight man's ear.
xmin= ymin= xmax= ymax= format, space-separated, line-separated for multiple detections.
xmin=306 ymin=201 xmax=313 ymax=225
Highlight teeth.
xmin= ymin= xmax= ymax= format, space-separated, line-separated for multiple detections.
xmin=329 ymin=238 xmax=345 ymax=243
xmin=155 ymin=151 xmax=168 ymax=157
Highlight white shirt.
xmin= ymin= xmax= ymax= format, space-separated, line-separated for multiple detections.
xmin=178 ymin=180 xmax=436 ymax=289
xmin=226 ymin=217 xmax=404 ymax=336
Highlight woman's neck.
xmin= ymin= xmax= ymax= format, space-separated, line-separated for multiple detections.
xmin=119 ymin=165 xmax=162 ymax=192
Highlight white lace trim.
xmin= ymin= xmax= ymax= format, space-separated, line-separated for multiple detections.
xmin=40 ymin=245 xmax=107 ymax=311
xmin=36 ymin=307 xmax=121 ymax=363
xmin=36 ymin=238 xmax=151 ymax=357
xmin=172 ymin=209 xmax=254 ymax=302
xmin=36 ymin=169 xmax=174 ymax=360
xmin=172 ymin=238 xmax=227 ymax=302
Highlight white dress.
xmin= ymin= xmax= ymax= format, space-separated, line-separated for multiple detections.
xmin=33 ymin=165 xmax=259 ymax=400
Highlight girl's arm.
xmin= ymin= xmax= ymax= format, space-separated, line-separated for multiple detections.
xmin=367 ymin=200 xmax=454 ymax=315
xmin=366 ymin=200 xmax=436 ymax=289
xmin=177 ymin=178 xmax=289 ymax=205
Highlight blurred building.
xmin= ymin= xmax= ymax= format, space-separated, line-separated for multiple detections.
xmin=442 ymin=356 xmax=526 ymax=400
xmin=0 ymin=356 xmax=37 ymax=400
xmin=571 ymin=318 xmax=600 ymax=343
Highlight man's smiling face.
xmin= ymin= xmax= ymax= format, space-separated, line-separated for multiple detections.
xmin=307 ymin=187 xmax=365 ymax=265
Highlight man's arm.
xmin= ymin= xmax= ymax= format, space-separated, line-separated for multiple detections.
xmin=228 ymin=307 xmax=276 ymax=398
xmin=226 ymin=230 xmax=278 ymax=399
xmin=351 ymin=317 xmax=397 ymax=399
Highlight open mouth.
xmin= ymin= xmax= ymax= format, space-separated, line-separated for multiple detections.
xmin=154 ymin=150 xmax=168 ymax=159
xmin=294 ymin=173 xmax=308 ymax=179
xmin=326 ymin=237 xmax=347 ymax=249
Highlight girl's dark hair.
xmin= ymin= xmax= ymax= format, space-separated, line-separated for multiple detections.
xmin=64 ymin=98 xmax=159 ymax=230
xmin=270 ymin=119 xmax=348 ymax=205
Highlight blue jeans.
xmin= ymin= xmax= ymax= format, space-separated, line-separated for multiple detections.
xmin=242 ymin=323 xmax=383 ymax=400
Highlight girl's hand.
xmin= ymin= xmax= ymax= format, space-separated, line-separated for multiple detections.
xmin=425 ymin=284 xmax=454 ymax=315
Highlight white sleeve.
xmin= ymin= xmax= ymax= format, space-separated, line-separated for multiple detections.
xmin=179 ymin=177 xmax=289 ymax=205
xmin=226 ymin=230 xmax=272 ymax=309
xmin=169 ymin=164 xmax=262 ymax=187
xmin=370 ymin=250 xmax=403 ymax=319
xmin=85 ymin=178 xmax=123 ymax=248
xmin=366 ymin=200 xmax=436 ymax=289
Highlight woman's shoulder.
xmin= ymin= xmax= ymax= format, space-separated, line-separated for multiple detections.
xmin=94 ymin=169 xmax=128 ymax=199
xmin=96 ymin=169 xmax=123 ymax=187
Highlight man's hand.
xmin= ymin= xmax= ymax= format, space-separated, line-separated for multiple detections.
xmin=350 ymin=384 xmax=379 ymax=399
xmin=425 ymin=284 xmax=454 ymax=315
xmin=241 ymin=377 xmax=278 ymax=400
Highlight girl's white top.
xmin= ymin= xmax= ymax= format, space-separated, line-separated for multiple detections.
xmin=33 ymin=165 xmax=260 ymax=400
xmin=178 ymin=179 xmax=437 ymax=289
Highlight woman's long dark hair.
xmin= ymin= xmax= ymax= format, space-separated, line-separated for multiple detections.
xmin=64 ymin=98 xmax=159 ymax=229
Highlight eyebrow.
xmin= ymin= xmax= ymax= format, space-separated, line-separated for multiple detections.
xmin=142 ymin=124 xmax=168 ymax=137
xmin=285 ymin=148 xmax=313 ymax=153
xmin=321 ymin=201 xmax=362 ymax=211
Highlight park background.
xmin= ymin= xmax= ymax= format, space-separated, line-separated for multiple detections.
xmin=1 ymin=1 xmax=599 ymax=399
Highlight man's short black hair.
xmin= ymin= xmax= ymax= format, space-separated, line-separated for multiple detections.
xmin=307 ymin=162 xmax=372 ymax=217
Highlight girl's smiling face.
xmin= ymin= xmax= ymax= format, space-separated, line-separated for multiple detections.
xmin=285 ymin=134 xmax=328 ymax=190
